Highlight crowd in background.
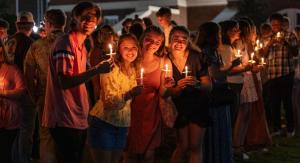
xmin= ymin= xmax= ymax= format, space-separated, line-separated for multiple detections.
xmin=0 ymin=1 xmax=300 ymax=163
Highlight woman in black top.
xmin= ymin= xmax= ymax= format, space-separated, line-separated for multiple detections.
xmin=197 ymin=22 xmax=237 ymax=163
xmin=167 ymin=26 xmax=212 ymax=163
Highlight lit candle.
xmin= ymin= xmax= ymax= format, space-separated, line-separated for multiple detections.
xmin=235 ymin=49 xmax=242 ymax=58
xmin=109 ymin=43 xmax=113 ymax=54
xmin=140 ymin=68 xmax=144 ymax=85
xmin=256 ymin=39 xmax=260 ymax=46
xmin=251 ymin=52 xmax=254 ymax=61
xmin=276 ymin=32 xmax=281 ymax=39
xmin=254 ymin=46 xmax=259 ymax=52
xmin=107 ymin=43 xmax=116 ymax=60
xmin=261 ymin=57 xmax=266 ymax=65
xmin=184 ymin=66 xmax=188 ymax=78
xmin=260 ymin=43 xmax=263 ymax=49
xmin=165 ymin=64 xmax=169 ymax=77
xmin=248 ymin=52 xmax=256 ymax=64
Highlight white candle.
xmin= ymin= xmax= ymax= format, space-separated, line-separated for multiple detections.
xmin=260 ymin=43 xmax=263 ymax=49
xmin=140 ymin=68 xmax=144 ymax=85
xmin=184 ymin=66 xmax=188 ymax=78
xmin=109 ymin=44 xmax=113 ymax=54
xmin=248 ymin=52 xmax=256 ymax=64
xmin=251 ymin=52 xmax=254 ymax=61
xmin=276 ymin=32 xmax=281 ymax=39
xmin=261 ymin=57 xmax=266 ymax=65
xmin=256 ymin=39 xmax=260 ymax=46
xmin=165 ymin=64 xmax=169 ymax=77
xmin=236 ymin=49 xmax=242 ymax=57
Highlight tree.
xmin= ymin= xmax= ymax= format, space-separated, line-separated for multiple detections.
xmin=236 ymin=0 xmax=268 ymax=26
xmin=0 ymin=0 xmax=16 ymax=35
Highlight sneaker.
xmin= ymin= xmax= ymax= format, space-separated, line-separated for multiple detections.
xmin=242 ymin=152 xmax=250 ymax=160
xmin=287 ymin=131 xmax=295 ymax=138
xmin=271 ymin=130 xmax=281 ymax=136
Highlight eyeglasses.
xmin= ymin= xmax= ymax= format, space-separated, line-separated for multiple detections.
xmin=80 ymin=14 xmax=98 ymax=22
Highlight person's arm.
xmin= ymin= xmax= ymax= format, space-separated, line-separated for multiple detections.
xmin=90 ymin=48 xmax=103 ymax=101
xmin=287 ymin=33 xmax=299 ymax=57
xmin=23 ymin=44 xmax=37 ymax=100
xmin=58 ymin=60 xmax=113 ymax=89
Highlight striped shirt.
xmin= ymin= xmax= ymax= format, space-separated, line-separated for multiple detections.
xmin=267 ymin=31 xmax=298 ymax=80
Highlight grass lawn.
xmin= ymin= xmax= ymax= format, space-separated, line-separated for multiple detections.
xmin=155 ymin=132 xmax=300 ymax=163
xmin=236 ymin=134 xmax=300 ymax=163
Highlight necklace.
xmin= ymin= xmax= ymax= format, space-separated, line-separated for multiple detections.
xmin=171 ymin=52 xmax=188 ymax=72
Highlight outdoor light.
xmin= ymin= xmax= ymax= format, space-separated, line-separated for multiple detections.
xmin=33 ymin=25 xmax=38 ymax=33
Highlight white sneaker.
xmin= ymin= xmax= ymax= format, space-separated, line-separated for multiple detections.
xmin=271 ymin=130 xmax=281 ymax=136
xmin=262 ymin=148 xmax=269 ymax=152
xmin=287 ymin=131 xmax=295 ymax=138
xmin=242 ymin=153 xmax=250 ymax=160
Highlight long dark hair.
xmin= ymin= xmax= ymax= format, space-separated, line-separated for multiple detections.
xmin=219 ymin=20 xmax=239 ymax=45
xmin=196 ymin=22 xmax=221 ymax=49
xmin=238 ymin=20 xmax=251 ymax=42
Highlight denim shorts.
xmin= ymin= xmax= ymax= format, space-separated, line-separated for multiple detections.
xmin=87 ymin=116 xmax=127 ymax=150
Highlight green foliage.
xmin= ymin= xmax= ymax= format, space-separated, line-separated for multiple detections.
xmin=236 ymin=0 xmax=268 ymax=26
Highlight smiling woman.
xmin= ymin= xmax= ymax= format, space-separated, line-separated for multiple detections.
xmin=0 ymin=39 xmax=26 ymax=163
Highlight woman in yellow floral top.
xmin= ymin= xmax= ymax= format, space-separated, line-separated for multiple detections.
xmin=88 ymin=34 xmax=143 ymax=163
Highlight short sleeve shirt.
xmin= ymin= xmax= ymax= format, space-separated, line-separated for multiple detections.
xmin=42 ymin=32 xmax=89 ymax=129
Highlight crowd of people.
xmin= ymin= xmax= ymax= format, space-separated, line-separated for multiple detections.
xmin=0 ymin=1 xmax=300 ymax=163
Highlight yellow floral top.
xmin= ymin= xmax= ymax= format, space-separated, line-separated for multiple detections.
xmin=89 ymin=65 xmax=137 ymax=127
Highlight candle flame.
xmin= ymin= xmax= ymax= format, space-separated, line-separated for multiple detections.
xmin=276 ymin=32 xmax=281 ymax=38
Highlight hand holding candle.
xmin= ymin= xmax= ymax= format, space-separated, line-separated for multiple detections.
xmin=276 ymin=32 xmax=282 ymax=41
xmin=260 ymin=57 xmax=266 ymax=65
xmin=162 ymin=64 xmax=172 ymax=78
xmin=107 ymin=43 xmax=116 ymax=58
xmin=248 ymin=52 xmax=256 ymax=64
xmin=183 ymin=66 xmax=189 ymax=78
xmin=164 ymin=64 xmax=169 ymax=77
xmin=235 ymin=49 xmax=242 ymax=58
